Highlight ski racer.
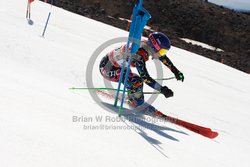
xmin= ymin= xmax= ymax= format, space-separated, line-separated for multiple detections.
xmin=99 ymin=32 xmax=184 ymax=115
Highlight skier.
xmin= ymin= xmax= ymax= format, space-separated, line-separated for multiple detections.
xmin=99 ymin=32 xmax=184 ymax=115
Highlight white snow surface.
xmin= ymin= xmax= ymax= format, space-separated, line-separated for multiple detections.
xmin=181 ymin=38 xmax=224 ymax=52
xmin=1 ymin=1 xmax=250 ymax=167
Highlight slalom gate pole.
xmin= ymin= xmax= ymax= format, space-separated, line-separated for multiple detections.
xmin=114 ymin=1 xmax=146 ymax=108
xmin=114 ymin=0 xmax=139 ymax=108
xmin=42 ymin=0 xmax=53 ymax=37
xmin=113 ymin=41 xmax=132 ymax=107
xmin=126 ymin=15 xmax=132 ymax=31
xmin=114 ymin=7 xmax=138 ymax=107
xmin=118 ymin=51 xmax=137 ymax=116
xmin=118 ymin=0 xmax=151 ymax=116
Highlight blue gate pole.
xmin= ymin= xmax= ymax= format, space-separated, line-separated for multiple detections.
xmin=113 ymin=37 xmax=133 ymax=107
xmin=114 ymin=1 xmax=139 ymax=107
xmin=118 ymin=0 xmax=151 ymax=116
xmin=118 ymin=17 xmax=141 ymax=116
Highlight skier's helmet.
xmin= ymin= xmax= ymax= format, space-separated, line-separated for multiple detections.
xmin=147 ymin=32 xmax=171 ymax=56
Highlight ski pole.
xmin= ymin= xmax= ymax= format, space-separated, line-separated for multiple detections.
xmin=143 ymin=92 xmax=160 ymax=94
xmin=69 ymin=87 xmax=160 ymax=94
xmin=26 ymin=0 xmax=32 ymax=19
xmin=28 ymin=1 xmax=31 ymax=19
xmin=42 ymin=12 xmax=51 ymax=37
xmin=69 ymin=87 xmax=129 ymax=92
xmin=155 ymin=77 xmax=175 ymax=81
xmin=26 ymin=0 xmax=29 ymax=19
xmin=42 ymin=0 xmax=53 ymax=37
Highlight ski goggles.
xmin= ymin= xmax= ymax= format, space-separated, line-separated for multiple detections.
xmin=149 ymin=35 xmax=168 ymax=56
xmin=158 ymin=48 xmax=168 ymax=56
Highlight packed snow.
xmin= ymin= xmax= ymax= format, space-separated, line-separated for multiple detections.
xmin=209 ymin=0 xmax=250 ymax=11
xmin=181 ymin=38 xmax=224 ymax=52
xmin=1 ymin=1 xmax=250 ymax=167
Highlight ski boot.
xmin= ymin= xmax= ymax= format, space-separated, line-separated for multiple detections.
xmin=142 ymin=104 xmax=164 ymax=117
xmin=127 ymin=90 xmax=144 ymax=108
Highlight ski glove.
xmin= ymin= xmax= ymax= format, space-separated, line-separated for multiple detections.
xmin=175 ymin=71 xmax=184 ymax=82
xmin=160 ymin=86 xmax=174 ymax=98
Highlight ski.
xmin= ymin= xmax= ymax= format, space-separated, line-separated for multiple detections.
xmin=97 ymin=90 xmax=219 ymax=139
xmin=159 ymin=113 xmax=219 ymax=139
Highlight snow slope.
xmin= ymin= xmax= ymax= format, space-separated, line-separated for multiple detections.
xmin=1 ymin=1 xmax=250 ymax=167
xmin=181 ymin=38 xmax=224 ymax=52
xmin=209 ymin=0 xmax=250 ymax=11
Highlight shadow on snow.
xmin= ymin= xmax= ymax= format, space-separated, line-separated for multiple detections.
xmin=101 ymin=102 xmax=189 ymax=157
